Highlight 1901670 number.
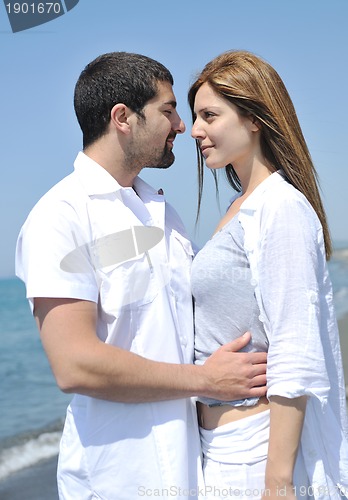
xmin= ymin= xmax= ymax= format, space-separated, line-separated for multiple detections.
xmin=6 ymin=3 xmax=61 ymax=14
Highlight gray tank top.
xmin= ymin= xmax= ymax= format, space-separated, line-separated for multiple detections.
xmin=192 ymin=215 xmax=269 ymax=406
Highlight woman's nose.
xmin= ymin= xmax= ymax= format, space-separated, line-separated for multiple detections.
xmin=191 ymin=120 xmax=204 ymax=139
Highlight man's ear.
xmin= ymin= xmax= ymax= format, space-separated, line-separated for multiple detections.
xmin=110 ymin=103 xmax=132 ymax=134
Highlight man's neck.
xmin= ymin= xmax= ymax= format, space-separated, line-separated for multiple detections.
xmin=83 ymin=145 xmax=139 ymax=188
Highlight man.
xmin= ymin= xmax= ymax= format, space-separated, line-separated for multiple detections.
xmin=16 ymin=52 xmax=267 ymax=499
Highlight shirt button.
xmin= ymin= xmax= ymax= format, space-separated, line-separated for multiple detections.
xmin=250 ymin=278 xmax=257 ymax=286
xmin=309 ymin=291 xmax=318 ymax=304
xmin=181 ymin=337 xmax=188 ymax=347
xmin=259 ymin=314 xmax=265 ymax=322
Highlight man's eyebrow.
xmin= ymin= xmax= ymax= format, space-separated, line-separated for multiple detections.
xmin=163 ymin=100 xmax=177 ymax=108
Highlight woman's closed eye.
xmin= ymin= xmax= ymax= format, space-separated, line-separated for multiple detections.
xmin=204 ymin=111 xmax=216 ymax=120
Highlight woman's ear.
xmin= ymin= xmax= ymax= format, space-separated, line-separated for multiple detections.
xmin=250 ymin=115 xmax=261 ymax=132
xmin=110 ymin=103 xmax=132 ymax=134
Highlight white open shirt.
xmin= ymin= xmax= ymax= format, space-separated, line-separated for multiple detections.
xmin=16 ymin=152 xmax=202 ymax=499
xmin=238 ymin=171 xmax=348 ymax=498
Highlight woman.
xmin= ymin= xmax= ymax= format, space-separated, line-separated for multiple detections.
xmin=188 ymin=50 xmax=348 ymax=499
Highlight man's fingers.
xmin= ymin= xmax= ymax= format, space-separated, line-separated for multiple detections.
xmin=204 ymin=335 xmax=268 ymax=401
xmin=248 ymin=352 xmax=267 ymax=364
xmin=249 ymin=385 xmax=268 ymax=398
xmin=222 ymin=332 xmax=252 ymax=352
xmin=248 ymin=372 xmax=267 ymax=398
xmin=250 ymin=362 xmax=267 ymax=377
xmin=221 ymin=336 xmax=267 ymax=366
xmin=249 ymin=374 xmax=267 ymax=388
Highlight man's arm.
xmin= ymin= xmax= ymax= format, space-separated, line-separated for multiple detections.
xmin=35 ymin=297 xmax=267 ymax=403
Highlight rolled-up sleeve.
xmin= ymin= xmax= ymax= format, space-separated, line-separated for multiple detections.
xmin=257 ymin=194 xmax=330 ymax=404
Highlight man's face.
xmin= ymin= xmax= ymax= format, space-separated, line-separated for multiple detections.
xmin=125 ymin=81 xmax=185 ymax=170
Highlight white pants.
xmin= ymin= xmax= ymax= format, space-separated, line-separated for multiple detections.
xmin=199 ymin=409 xmax=310 ymax=500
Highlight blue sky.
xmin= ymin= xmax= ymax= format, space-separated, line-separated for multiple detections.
xmin=1 ymin=0 xmax=347 ymax=278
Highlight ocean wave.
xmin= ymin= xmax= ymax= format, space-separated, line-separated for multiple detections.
xmin=0 ymin=420 xmax=63 ymax=482
xmin=333 ymin=248 xmax=348 ymax=261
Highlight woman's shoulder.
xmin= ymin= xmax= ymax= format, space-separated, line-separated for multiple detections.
xmin=261 ymin=172 xmax=314 ymax=213
xmin=240 ymin=171 xmax=321 ymax=237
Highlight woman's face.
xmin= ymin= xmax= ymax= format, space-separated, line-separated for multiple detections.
xmin=191 ymin=83 xmax=259 ymax=171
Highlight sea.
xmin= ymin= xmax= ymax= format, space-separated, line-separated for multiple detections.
xmin=0 ymin=243 xmax=348 ymax=483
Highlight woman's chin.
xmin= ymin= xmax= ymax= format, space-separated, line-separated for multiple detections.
xmin=205 ymin=161 xmax=224 ymax=171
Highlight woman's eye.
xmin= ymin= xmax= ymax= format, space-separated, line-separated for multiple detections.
xmin=204 ymin=112 xmax=215 ymax=119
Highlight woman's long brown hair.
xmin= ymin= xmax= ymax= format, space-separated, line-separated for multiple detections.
xmin=188 ymin=50 xmax=332 ymax=259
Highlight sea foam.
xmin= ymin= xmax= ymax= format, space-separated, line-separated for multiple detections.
xmin=0 ymin=421 xmax=63 ymax=482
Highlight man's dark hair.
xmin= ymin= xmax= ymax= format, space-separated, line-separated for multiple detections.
xmin=74 ymin=52 xmax=174 ymax=148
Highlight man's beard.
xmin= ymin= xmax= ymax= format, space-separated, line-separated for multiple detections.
xmin=124 ymin=139 xmax=175 ymax=173
xmin=144 ymin=143 xmax=175 ymax=170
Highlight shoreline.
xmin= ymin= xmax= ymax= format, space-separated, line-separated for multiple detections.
xmin=0 ymin=313 xmax=348 ymax=499
xmin=0 ymin=456 xmax=59 ymax=500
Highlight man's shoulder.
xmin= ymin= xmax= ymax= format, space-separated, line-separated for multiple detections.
xmin=30 ymin=171 xmax=86 ymax=216
xmin=20 ymin=171 xmax=89 ymax=240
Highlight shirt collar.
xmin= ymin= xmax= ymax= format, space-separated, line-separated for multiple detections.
xmin=73 ymin=151 xmax=161 ymax=199
xmin=73 ymin=152 xmax=123 ymax=195
xmin=133 ymin=176 xmax=162 ymax=201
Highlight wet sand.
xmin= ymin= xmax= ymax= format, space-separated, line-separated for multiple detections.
xmin=0 ymin=455 xmax=59 ymax=500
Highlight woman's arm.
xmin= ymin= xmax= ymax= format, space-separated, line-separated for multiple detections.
xmin=263 ymin=395 xmax=307 ymax=499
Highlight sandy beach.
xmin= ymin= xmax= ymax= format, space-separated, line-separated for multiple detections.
xmin=1 ymin=315 xmax=348 ymax=500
